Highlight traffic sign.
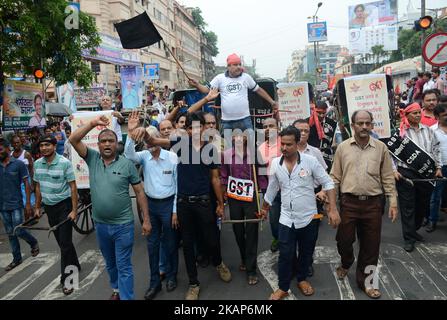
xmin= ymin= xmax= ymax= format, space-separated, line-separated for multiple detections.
xmin=422 ymin=32 xmax=447 ymax=67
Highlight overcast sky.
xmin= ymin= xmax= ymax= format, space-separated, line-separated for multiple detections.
xmin=179 ymin=0 xmax=446 ymax=79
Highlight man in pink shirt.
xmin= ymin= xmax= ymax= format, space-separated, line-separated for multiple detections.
xmin=258 ymin=118 xmax=281 ymax=252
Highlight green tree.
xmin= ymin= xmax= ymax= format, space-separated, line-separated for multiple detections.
xmin=191 ymin=7 xmax=207 ymax=31
xmin=0 ymin=0 xmax=100 ymax=88
xmin=204 ymin=30 xmax=219 ymax=56
xmin=299 ymin=73 xmax=316 ymax=84
xmin=371 ymin=45 xmax=386 ymax=67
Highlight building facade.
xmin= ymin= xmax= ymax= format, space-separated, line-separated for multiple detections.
xmin=79 ymin=0 xmax=210 ymax=98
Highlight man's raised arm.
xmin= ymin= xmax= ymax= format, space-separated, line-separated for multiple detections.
xmin=69 ymin=115 xmax=110 ymax=158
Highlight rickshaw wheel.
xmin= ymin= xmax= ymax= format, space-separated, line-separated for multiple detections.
xmin=73 ymin=190 xmax=95 ymax=234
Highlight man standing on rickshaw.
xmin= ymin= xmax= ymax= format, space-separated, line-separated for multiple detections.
xmin=188 ymin=53 xmax=278 ymax=131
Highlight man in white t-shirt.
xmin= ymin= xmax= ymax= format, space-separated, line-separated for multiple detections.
xmin=189 ymin=53 xmax=278 ymax=131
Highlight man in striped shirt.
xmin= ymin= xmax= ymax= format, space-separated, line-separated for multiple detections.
xmin=34 ymin=135 xmax=80 ymax=295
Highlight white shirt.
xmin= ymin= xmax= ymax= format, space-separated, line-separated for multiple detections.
xmin=300 ymin=144 xmax=327 ymax=170
xmin=28 ymin=116 xmax=46 ymax=127
xmin=264 ymin=153 xmax=334 ymax=229
xmin=124 ymin=138 xmax=178 ymax=211
xmin=112 ymin=117 xmax=122 ymax=142
xmin=423 ymin=79 xmax=435 ymax=92
xmin=433 ymin=127 xmax=447 ymax=166
xmin=210 ymin=72 xmax=259 ymax=121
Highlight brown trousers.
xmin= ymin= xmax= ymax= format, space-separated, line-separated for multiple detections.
xmin=336 ymin=194 xmax=384 ymax=289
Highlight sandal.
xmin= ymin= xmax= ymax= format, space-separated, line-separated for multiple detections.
xmin=297 ymin=281 xmax=315 ymax=296
xmin=269 ymin=289 xmax=289 ymax=300
xmin=62 ymin=287 xmax=74 ymax=295
xmin=239 ymin=264 xmax=246 ymax=272
xmin=364 ymin=287 xmax=381 ymax=299
xmin=31 ymin=245 xmax=40 ymax=257
xmin=336 ymin=266 xmax=349 ymax=280
xmin=248 ymin=275 xmax=258 ymax=285
xmin=5 ymin=260 xmax=22 ymax=272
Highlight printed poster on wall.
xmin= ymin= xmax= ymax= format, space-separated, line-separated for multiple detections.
xmin=2 ymin=79 xmax=45 ymax=130
xmin=74 ymin=86 xmax=106 ymax=110
xmin=70 ymin=110 xmax=113 ymax=189
xmin=344 ymin=73 xmax=391 ymax=138
xmin=121 ymin=66 xmax=143 ymax=109
xmin=56 ymin=82 xmax=77 ymax=113
xmin=277 ymin=82 xmax=311 ymax=127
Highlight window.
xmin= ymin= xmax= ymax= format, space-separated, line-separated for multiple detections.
xmin=160 ymin=68 xmax=170 ymax=81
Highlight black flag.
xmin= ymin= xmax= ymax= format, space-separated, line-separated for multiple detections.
xmin=114 ymin=12 xmax=163 ymax=49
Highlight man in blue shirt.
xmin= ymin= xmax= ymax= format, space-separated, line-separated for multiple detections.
xmin=0 ymin=138 xmax=39 ymax=272
xmin=125 ymin=117 xmax=179 ymax=300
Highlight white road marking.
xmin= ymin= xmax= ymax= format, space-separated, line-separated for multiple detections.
xmin=377 ymin=257 xmax=405 ymax=300
xmin=257 ymin=250 xmax=297 ymax=300
xmin=33 ymin=250 xmax=106 ymax=300
xmin=378 ymin=244 xmax=446 ymax=300
xmin=328 ymin=263 xmax=356 ymax=300
xmin=0 ymin=252 xmax=59 ymax=300
xmin=417 ymin=244 xmax=447 ymax=284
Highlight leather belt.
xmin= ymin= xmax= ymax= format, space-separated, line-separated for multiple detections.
xmin=147 ymin=195 xmax=175 ymax=202
xmin=342 ymin=193 xmax=383 ymax=201
xmin=178 ymin=194 xmax=210 ymax=203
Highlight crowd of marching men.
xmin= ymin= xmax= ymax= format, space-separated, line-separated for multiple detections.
xmin=1 ymin=54 xmax=447 ymax=301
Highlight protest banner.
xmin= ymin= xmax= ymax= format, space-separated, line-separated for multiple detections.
xmin=121 ymin=66 xmax=143 ymax=109
xmin=382 ymin=132 xmax=436 ymax=178
xmin=344 ymin=73 xmax=391 ymax=138
xmin=2 ymin=80 xmax=45 ymax=130
xmin=277 ymin=82 xmax=311 ymax=127
xmin=70 ymin=110 xmax=113 ymax=188
xmin=74 ymin=86 xmax=106 ymax=110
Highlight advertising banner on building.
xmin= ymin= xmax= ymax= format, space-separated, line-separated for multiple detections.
xmin=307 ymin=22 xmax=328 ymax=42
xmin=277 ymin=82 xmax=311 ymax=127
xmin=143 ymin=63 xmax=160 ymax=80
xmin=56 ymin=82 xmax=77 ymax=113
xmin=121 ymin=66 xmax=143 ymax=109
xmin=344 ymin=73 xmax=391 ymax=138
xmin=74 ymin=86 xmax=106 ymax=110
xmin=2 ymin=80 xmax=45 ymax=130
xmin=70 ymin=110 xmax=113 ymax=189
xmin=82 ymin=33 xmax=141 ymax=66
xmin=348 ymin=0 xmax=398 ymax=54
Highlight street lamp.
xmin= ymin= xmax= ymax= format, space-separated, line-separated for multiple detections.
xmin=310 ymin=2 xmax=323 ymax=88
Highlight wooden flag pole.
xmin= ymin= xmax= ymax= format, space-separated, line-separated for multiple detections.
xmin=162 ymin=39 xmax=193 ymax=82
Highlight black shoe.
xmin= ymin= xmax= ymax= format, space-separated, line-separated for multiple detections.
xmin=404 ymin=243 xmax=415 ymax=252
xmin=425 ymin=222 xmax=437 ymax=233
xmin=166 ymin=280 xmax=177 ymax=292
xmin=414 ymin=232 xmax=425 ymax=242
xmin=307 ymin=265 xmax=314 ymax=277
xmin=422 ymin=218 xmax=429 ymax=227
xmin=144 ymin=285 xmax=162 ymax=300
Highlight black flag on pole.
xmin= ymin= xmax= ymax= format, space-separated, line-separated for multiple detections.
xmin=114 ymin=12 xmax=163 ymax=49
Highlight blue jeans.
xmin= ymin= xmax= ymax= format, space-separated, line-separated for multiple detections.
xmin=147 ymin=196 xmax=178 ymax=289
xmin=221 ymin=116 xmax=253 ymax=131
xmin=0 ymin=208 xmax=38 ymax=263
xmin=95 ymin=221 xmax=134 ymax=300
xmin=277 ymin=221 xmax=319 ymax=292
xmin=430 ymin=165 xmax=447 ymax=223
xmin=269 ymin=192 xmax=281 ymax=240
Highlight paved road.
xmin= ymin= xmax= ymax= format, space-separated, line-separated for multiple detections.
xmin=1 ymin=200 xmax=447 ymax=300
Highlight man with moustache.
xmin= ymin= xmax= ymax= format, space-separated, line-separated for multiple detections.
xmin=189 ymin=53 xmax=278 ymax=131
xmin=330 ymin=110 xmax=398 ymax=299
xmin=125 ymin=114 xmax=178 ymax=299
xmin=69 ymin=115 xmax=151 ymax=300
xmin=260 ymin=126 xmax=340 ymax=300
xmin=420 ymin=89 xmax=440 ymax=127
xmin=33 ymin=134 xmax=79 ymax=295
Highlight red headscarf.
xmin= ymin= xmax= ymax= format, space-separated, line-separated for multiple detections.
xmin=308 ymin=103 xmax=325 ymax=140
xmin=399 ymin=102 xmax=421 ymax=137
